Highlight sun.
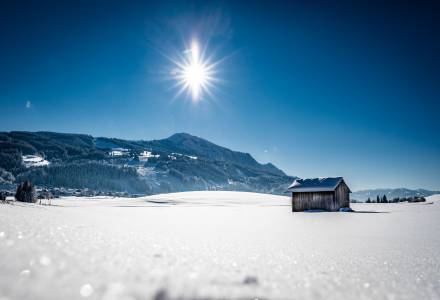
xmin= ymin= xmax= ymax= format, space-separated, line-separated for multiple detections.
xmin=172 ymin=40 xmax=217 ymax=102
xmin=181 ymin=42 xmax=208 ymax=100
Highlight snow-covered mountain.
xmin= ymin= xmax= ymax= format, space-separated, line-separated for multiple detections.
xmin=0 ymin=131 xmax=295 ymax=195
xmin=351 ymin=188 xmax=440 ymax=201
xmin=95 ymin=132 xmax=286 ymax=176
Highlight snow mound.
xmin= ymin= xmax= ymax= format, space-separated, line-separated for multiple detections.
xmin=142 ymin=191 xmax=289 ymax=206
xmin=426 ymin=194 xmax=440 ymax=202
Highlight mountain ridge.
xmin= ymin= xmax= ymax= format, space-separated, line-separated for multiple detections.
xmin=93 ymin=132 xmax=286 ymax=176
xmin=0 ymin=131 xmax=294 ymax=195
xmin=351 ymin=188 xmax=440 ymax=201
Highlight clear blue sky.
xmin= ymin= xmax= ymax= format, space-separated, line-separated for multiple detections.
xmin=1 ymin=1 xmax=439 ymax=190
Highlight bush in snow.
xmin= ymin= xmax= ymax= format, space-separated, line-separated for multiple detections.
xmin=15 ymin=181 xmax=36 ymax=203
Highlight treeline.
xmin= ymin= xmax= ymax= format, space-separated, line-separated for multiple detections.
xmin=0 ymin=131 xmax=103 ymax=161
xmin=17 ymin=162 xmax=151 ymax=194
xmin=0 ymin=131 xmax=294 ymax=196
xmin=0 ymin=168 xmax=15 ymax=182
xmin=365 ymin=195 xmax=426 ymax=203
xmin=0 ymin=149 xmax=23 ymax=174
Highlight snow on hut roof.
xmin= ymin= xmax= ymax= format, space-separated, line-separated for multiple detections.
xmin=288 ymin=177 xmax=350 ymax=192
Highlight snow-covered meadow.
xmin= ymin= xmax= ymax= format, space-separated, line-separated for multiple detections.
xmin=1 ymin=192 xmax=440 ymax=300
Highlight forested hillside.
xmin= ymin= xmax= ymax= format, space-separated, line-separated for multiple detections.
xmin=0 ymin=131 xmax=294 ymax=195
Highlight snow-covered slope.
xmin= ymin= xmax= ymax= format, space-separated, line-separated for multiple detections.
xmin=1 ymin=191 xmax=439 ymax=300
xmin=22 ymin=155 xmax=50 ymax=168
xmin=426 ymin=194 xmax=440 ymax=202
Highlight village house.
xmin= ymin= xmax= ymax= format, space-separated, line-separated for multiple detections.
xmin=288 ymin=177 xmax=351 ymax=212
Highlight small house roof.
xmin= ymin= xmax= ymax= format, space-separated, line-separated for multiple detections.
xmin=288 ymin=177 xmax=350 ymax=192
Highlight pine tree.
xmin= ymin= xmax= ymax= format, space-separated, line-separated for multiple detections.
xmin=376 ymin=195 xmax=380 ymax=203
xmin=366 ymin=197 xmax=371 ymax=203
xmin=15 ymin=181 xmax=36 ymax=203
xmin=383 ymin=195 xmax=388 ymax=203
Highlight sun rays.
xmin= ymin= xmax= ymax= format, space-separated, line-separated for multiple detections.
xmin=169 ymin=39 xmax=220 ymax=102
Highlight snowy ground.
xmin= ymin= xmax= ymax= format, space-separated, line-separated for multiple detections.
xmin=1 ymin=191 xmax=440 ymax=300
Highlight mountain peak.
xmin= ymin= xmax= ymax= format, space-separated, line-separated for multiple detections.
xmin=167 ymin=132 xmax=195 ymax=139
xmin=161 ymin=133 xmax=286 ymax=176
xmin=166 ymin=132 xmax=204 ymax=143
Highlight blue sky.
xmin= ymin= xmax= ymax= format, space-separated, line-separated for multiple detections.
xmin=1 ymin=1 xmax=439 ymax=190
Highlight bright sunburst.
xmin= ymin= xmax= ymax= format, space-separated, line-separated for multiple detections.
xmin=172 ymin=40 xmax=217 ymax=102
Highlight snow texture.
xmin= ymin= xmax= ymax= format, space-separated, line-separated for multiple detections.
xmin=22 ymin=155 xmax=50 ymax=168
xmin=287 ymin=177 xmax=344 ymax=192
xmin=427 ymin=194 xmax=440 ymax=202
xmin=109 ymin=150 xmax=129 ymax=157
xmin=139 ymin=151 xmax=160 ymax=162
xmin=1 ymin=191 xmax=440 ymax=300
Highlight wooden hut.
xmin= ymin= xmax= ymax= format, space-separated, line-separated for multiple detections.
xmin=288 ymin=177 xmax=351 ymax=212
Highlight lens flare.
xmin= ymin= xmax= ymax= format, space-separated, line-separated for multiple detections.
xmin=172 ymin=40 xmax=217 ymax=102
xmin=182 ymin=42 xmax=207 ymax=99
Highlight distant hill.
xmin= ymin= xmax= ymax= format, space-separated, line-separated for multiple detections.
xmin=351 ymin=188 xmax=440 ymax=201
xmin=0 ymin=131 xmax=295 ymax=195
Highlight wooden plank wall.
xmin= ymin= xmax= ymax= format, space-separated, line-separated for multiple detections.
xmin=335 ymin=182 xmax=350 ymax=208
xmin=292 ymin=192 xmax=338 ymax=211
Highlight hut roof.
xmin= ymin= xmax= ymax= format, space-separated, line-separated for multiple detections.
xmin=288 ymin=177 xmax=350 ymax=192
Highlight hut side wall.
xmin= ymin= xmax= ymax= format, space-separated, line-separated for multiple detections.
xmin=292 ymin=192 xmax=338 ymax=211
xmin=335 ymin=182 xmax=350 ymax=208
